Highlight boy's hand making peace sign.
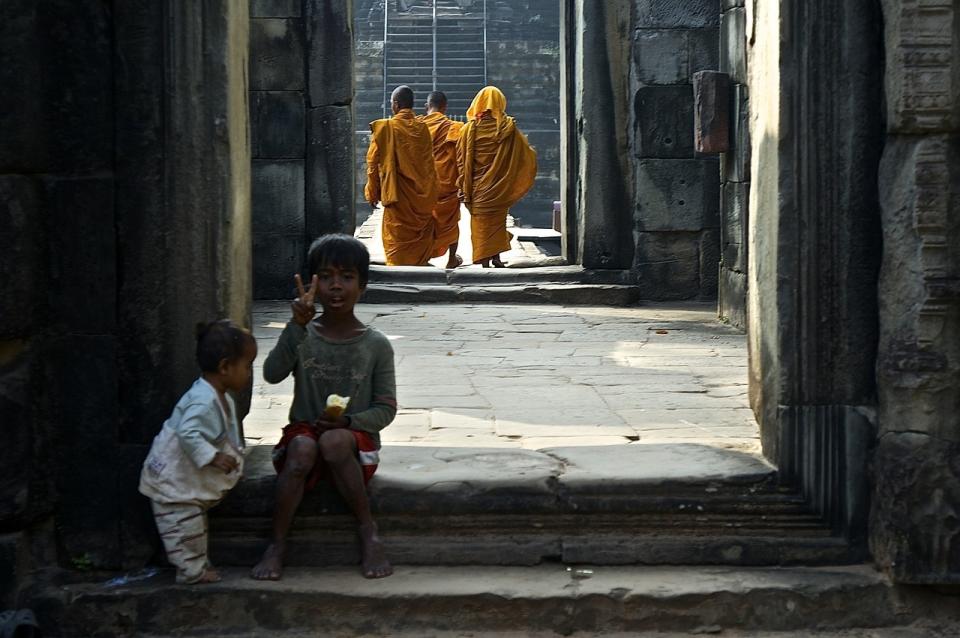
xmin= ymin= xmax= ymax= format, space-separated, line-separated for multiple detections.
xmin=292 ymin=274 xmax=318 ymax=326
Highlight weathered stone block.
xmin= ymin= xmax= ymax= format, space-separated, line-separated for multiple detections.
xmin=721 ymin=0 xmax=745 ymax=9
xmin=118 ymin=444 xmax=158 ymax=567
xmin=634 ymin=86 xmax=695 ymax=158
xmin=635 ymin=0 xmax=720 ymax=28
xmin=250 ymin=18 xmax=305 ymax=91
xmin=45 ymin=177 xmax=116 ymax=335
xmin=0 ymin=0 xmax=113 ymax=173
xmin=0 ymin=177 xmax=44 ymax=337
xmin=0 ymin=342 xmax=36 ymax=525
xmin=636 ymin=159 xmax=720 ymax=231
xmin=634 ymin=232 xmax=702 ymax=300
xmin=254 ymin=234 xmax=305 ymax=300
xmin=47 ymin=335 xmax=122 ymax=569
xmin=722 ymin=83 xmax=751 ymax=182
xmin=306 ymin=0 xmax=354 ymax=107
xmin=871 ymin=432 xmax=960 ymax=583
xmin=251 ymin=0 xmax=302 ymax=17
xmin=700 ymin=228 xmax=720 ymax=299
xmin=694 ymin=71 xmax=730 ymax=154
xmin=883 ymin=0 xmax=959 ymax=133
xmin=719 ymin=8 xmax=747 ymax=85
xmin=718 ymin=267 xmax=746 ymax=330
xmin=253 ymin=161 xmax=305 ymax=235
xmin=252 ymin=91 xmax=306 ymax=159
xmin=634 ymin=30 xmax=688 ymax=85
xmin=720 ymin=180 xmax=748 ymax=272
xmin=306 ymin=106 xmax=355 ymax=237
xmin=688 ymin=27 xmax=720 ymax=75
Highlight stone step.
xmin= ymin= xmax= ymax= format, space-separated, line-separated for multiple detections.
xmin=41 ymin=564 xmax=938 ymax=636
xmin=206 ymin=445 xmax=860 ymax=568
xmin=367 ymin=264 xmax=630 ymax=285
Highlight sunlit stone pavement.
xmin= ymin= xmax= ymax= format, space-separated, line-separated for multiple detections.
xmin=245 ymin=302 xmax=758 ymax=453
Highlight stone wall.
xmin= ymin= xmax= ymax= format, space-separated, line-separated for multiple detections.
xmin=717 ymin=0 xmax=749 ymax=328
xmin=629 ymin=0 xmax=720 ymax=300
xmin=871 ymin=0 xmax=960 ymax=584
xmin=251 ymin=0 xmax=355 ymax=299
xmin=0 ymin=0 xmax=251 ymax=604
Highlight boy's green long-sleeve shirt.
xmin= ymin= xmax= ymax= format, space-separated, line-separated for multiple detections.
xmin=263 ymin=321 xmax=397 ymax=446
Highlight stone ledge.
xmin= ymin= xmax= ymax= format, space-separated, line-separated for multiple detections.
xmin=37 ymin=564 xmax=946 ymax=636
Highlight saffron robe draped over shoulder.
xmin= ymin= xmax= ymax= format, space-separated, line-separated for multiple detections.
xmin=456 ymin=87 xmax=537 ymax=264
xmin=365 ymin=109 xmax=439 ymax=266
xmin=418 ymin=112 xmax=464 ymax=257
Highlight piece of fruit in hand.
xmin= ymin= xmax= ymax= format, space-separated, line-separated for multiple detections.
xmin=324 ymin=394 xmax=350 ymax=418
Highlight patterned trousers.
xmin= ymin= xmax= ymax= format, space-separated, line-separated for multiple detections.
xmin=150 ymin=500 xmax=213 ymax=583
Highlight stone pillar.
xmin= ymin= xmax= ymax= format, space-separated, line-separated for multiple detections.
xmin=1 ymin=0 xmax=252 ymax=582
xmin=871 ymin=0 xmax=960 ymax=584
xmin=305 ymin=0 xmax=356 ymax=240
xmin=573 ymin=0 xmax=635 ymax=269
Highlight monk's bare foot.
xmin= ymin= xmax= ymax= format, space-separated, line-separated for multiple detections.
xmin=194 ymin=568 xmax=221 ymax=584
xmin=359 ymin=523 xmax=392 ymax=579
xmin=492 ymin=257 xmax=506 ymax=268
xmin=445 ymin=255 xmax=463 ymax=269
xmin=479 ymin=259 xmax=490 ymax=268
xmin=251 ymin=542 xmax=285 ymax=580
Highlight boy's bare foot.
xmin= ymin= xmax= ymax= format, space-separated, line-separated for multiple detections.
xmin=194 ymin=568 xmax=222 ymax=584
xmin=251 ymin=542 xmax=285 ymax=580
xmin=359 ymin=523 xmax=393 ymax=579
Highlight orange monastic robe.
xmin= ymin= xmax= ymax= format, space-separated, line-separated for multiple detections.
xmin=456 ymin=87 xmax=537 ymax=264
xmin=365 ymin=109 xmax=439 ymax=266
xmin=418 ymin=112 xmax=464 ymax=257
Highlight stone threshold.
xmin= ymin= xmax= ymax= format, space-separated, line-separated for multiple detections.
xmin=364 ymin=265 xmax=639 ymax=304
xmin=38 ymin=564 xmax=948 ymax=636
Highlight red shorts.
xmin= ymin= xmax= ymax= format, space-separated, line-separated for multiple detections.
xmin=271 ymin=422 xmax=380 ymax=491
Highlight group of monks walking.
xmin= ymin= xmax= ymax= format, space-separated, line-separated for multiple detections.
xmin=364 ymin=85 xmax=538 ymax=268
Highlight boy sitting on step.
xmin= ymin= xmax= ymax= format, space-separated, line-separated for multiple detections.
xmin=251 ymin=234 xmax=397 ymax=580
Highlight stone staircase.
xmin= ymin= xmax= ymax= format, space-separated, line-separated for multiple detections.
xmin=355 ymin=0 xmax=487 ymax=124
xmin=385 ymin=0 xmax=487 ymax=117
xmin=204 ymin=445 xmax=860 ymax=570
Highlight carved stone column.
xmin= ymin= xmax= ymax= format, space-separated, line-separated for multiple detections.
xmin=872 ymin=0 xmax=960 ymax=584
xmin=746 ymin=0 xmax=884 ymax=541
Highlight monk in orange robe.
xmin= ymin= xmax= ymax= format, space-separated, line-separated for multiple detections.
xmin=456 ymin=86 xmax=537 ymax=267
xmin=365 ymin=85 xmax=438 ymax=266
xmin=418 ymin=91 xmax=465 ymax=269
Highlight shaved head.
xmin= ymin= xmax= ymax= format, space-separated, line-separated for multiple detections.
xmin=426 ymin=91 xmax=448 ymax=113
xmin=391 ymin=85 xmax=414 ymax=111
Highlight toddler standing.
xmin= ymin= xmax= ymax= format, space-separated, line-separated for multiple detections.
xmin=139 ymin=320 xmax=257 ymax=584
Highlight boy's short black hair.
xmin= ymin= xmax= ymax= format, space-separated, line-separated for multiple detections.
xmin=195 ymin=320 xmax=255 ymax=373
xmin=307 ymin=234 xmax=371 ymax=287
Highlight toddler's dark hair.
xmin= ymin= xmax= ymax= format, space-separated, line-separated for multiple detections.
xmin=307 ymin=234 xmax=371 ymax=287
xmin=195 ymin=320 xmax=255 ymax=373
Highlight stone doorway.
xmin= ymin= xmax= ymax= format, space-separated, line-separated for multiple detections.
xmin=250 ymin=1 xmax=722 ymax=300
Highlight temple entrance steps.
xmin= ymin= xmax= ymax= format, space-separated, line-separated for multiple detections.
xmin=41 ymin=564 xmax=959 ymax=636
xmin=206 ymin=444 xmax=858 ymax=569
xmin=382 ymin=0 xmax=488 ymax=118
xmin=364 ymin=264 xmax=642 ymax=304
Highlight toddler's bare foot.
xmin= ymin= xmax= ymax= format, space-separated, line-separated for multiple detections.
xmin=251 ymin=542 xmax=285 ymax=580
xmin=195 ymin=568 xmax=221 ymax=584
xmin=359 ymin=523 xmax=392 ymax=579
